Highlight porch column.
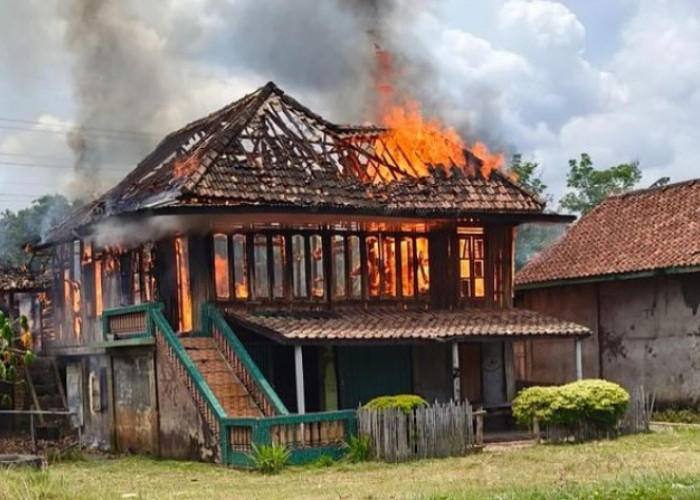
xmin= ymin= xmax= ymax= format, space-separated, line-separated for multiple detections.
xmin=294 ymin=345 xmax=306 ymax=414
xmin=451 ymin=341 xmax=461 ymax=402
xmin=574 ymin=337 xmax=583 ymax=381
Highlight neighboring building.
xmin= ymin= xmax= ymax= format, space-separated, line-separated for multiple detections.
xmin=516 ymin=179 xmax=700 ymax=406
xmin=34 ymin=82 xmax=587 ymax=463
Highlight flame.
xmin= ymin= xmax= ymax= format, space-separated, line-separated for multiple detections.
xmin=95 ymin=259 xmax=103 ymax=317
xmin=173 ymin=154 xmax=200 ymax=179
xmin=174 ymin=237 xmax=193 ymax=332
xmin=372 ymin=45 xmax=504 ymax=180
xmin=214 ymin=253 xmax=230 ymax=299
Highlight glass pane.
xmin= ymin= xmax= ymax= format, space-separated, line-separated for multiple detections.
xmin=475 ymin=278 xmax=485 ymax=297
xmin=272 ymin=235 xmax=286 ymax=299
xmin=366 ymin=236 xmax=380 ymax=297
xmin=213 ymin=234 xmax=230 ymax=299
xmin=292 ymin=235 xmax=307 ymax=298
xmin=474 ymin=260 xmax=485 ymax=278
xmin=253 ymin=234 xmax=269 ymax=299
xmin=332 ymin=235 xmax=346 ymax=298
xmin=348 ymin=235 xmax=362 ymax=299
xmin=382 ymin=236 xmax=397 ymax=297
xmin=232 ymin=234 xmax=249 ymax=299
xmin=474 ymin=238 xmax=484 ymax=259
xmin=401 ymin=238 xmax=414 ymax=297
xmin=416 ymin=237 xmax=430 ymax=295
xmin=310 ymin=234 xmax=325 ymax=298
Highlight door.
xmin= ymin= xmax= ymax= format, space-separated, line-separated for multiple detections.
xmin=113 ymin=355 xmax=158 ymax=454
xmin=459 ymin=343 xmax=482 ymax=403
xmin=481 ymin=342 xmax=505 ymax=405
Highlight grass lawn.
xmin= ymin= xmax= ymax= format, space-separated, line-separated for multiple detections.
xmin=4 ymin=428 xmax=700 ymax=499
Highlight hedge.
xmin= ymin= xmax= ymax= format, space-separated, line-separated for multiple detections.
xmin=512 ymin=379 xmax=630 ymax=436
xmin=364 ymin=394 xmax=428 ymax=414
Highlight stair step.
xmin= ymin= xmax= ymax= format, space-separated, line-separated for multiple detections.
xmin=180 ymin=337 xmax=216 ymax=349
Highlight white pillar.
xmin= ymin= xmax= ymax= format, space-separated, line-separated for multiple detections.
xmin=452 ymin=341 xmax=461 ymax=402
xmin=574 ymin=337 xmax=583 ymax=380
xmin=294 ymin=345 xmax=306 ymax=414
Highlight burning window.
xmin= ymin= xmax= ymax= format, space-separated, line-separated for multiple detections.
xmin=401 ymin=237 xmax=414 ymax=297
xmin=310 ymin=235 xmax=325 ymax=298
xmin=141 ymin=244 xmax=156 ymax=302
xmin=232 ymin=234 xmax=249 ymax=299
xmin=131 ymin=250 xmax=142 ymax=305
xmin=213 ymin=234 xmax=230 ymax=299
xmin=253 ymin=234 xmax=269 ymax=299
xmin=382 ymin=236 xmax=397 ymax=297
xmin=459 ymin=228 xmax=485 ymax=299
xmin=366 ymin=236 xmax=380 ymax=297
xmin=95 ymin=258 xmax=103 ymax=317
xmin=416 ymin=237 xmax=430 ymax=295
xmin=331 ymin=235 xmax=346 ymax=298
xmin=174 ymin=237 xmax=193 ymax=332
xmin=348 ymin=235 xmax=362 ymax=299
xmin=272 ymin=235 xmax=286 ymax=299
xmin=292 ymin=234 xmax=307 ymax=298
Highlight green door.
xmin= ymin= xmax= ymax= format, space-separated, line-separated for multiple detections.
xmin=337 ymin=346 xmax=412 ymax=408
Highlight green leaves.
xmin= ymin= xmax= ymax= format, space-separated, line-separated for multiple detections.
xmin=0 ymin=313 xmax=34 ymax=382
xmin=559 ymin=153 xmax=643 ymax=216
xmin=363 ymin=394 xmax=428 ymax=414
xmin=248 ymin=443 xmax=291 ymax=474
xmin=513 ymin=379 xmax=630 ymax=435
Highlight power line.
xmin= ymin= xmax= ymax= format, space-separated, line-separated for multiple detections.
xmin=0 ymin=160 xmax=125 ymax=172
xmin=0 ymin=117 xmax=165 ymax=138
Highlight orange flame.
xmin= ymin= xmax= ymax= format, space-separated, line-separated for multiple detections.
xmin=373 ymin=45 xmax=504 ymax=180
xmin=174 ymin=237 xmax=193 ymax=332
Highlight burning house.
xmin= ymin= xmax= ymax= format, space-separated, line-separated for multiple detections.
xmin=34 ymin=82 xmax=588 ymax=463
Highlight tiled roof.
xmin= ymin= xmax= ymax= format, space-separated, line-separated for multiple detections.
xmin=516 ymin=179 xmax=700 ymax=286
xmin=43 ymin=82 xmax=545 ymax=245
xmin=224 ymin=307 xmax=590 ymax=342
xmin=0 ymin=266 xmax=50 ymax=292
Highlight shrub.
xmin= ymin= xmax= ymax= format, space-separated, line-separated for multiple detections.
xmin=247 ymin=443 xmax=290 ymax=474
xmin=513 ymin=379 xmax=630 ymax=436
xmin=343 ymin=434 xmax=371 ymax=463
xmin=363 ymin=394 xmax=428 ymax=414
xmin=312 ymin=454 xmax=336 ymax=468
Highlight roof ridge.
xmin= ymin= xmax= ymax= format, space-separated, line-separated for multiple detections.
xmin=608 ymin=177 xmax=700 ymax=200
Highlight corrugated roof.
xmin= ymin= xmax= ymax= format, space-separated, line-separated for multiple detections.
xmin=516 ymin=179 xmax=700 ymax=286
xmin=44 ymin=82 xmax=545 ymax=245
xmin=224 ymin=306 xmax=590 ymax=342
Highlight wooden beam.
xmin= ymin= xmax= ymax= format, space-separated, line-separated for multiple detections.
xmin=575 ymin=337 xmax=583 ymax=380
xmin=295 ymin=345 xmax=306 ymax=414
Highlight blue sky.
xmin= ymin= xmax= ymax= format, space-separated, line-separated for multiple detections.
xmin=1 ymin=0 xmax=699 ymax=212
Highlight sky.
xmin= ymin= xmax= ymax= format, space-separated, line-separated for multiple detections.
xmin=1 ymin=0 xmax=699 ymax=212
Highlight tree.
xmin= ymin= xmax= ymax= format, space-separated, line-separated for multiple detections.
xmin=0 ymin=195 xmax=81 ymax=266
xmin=559 ymin=153 xmax=642 ymax=216
xmin=509 ymin=155 xmax=565 ymax=270
xmin=509 ymin=154 xmax=552 ymax=204
xmin=0 ymin=311 xmax=33 ymax=407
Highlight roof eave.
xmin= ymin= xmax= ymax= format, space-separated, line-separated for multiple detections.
xmin=516 ymin=264 xmax=700 ymax=291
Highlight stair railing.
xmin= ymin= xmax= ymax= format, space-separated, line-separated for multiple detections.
xmin=203 ymin=304 xmax=288 ymax=416
xmin=147 ymin=305 xmax=231 ymax=463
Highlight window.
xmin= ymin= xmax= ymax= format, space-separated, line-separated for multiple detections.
xmin=400 ymin=237 xmax=414 ymax=297
xmin=271 ymin=235 xmax=286 ymax=299
xmin=381 ymin=236 xmax=397 ymax=297
xmin=459 ymin=228 xmax=485 ymax=299
xmin=310 ymin=234 xmax=325 ymax=298
xmin=331 ymin=235 xmax=346 ymax=298
xmin=232 ymin=234 xmax=249 ymax=299
xmin=366 ymin=236 xmax=380 ymax=297
xmin=174 ymin=237 xmax=193 ymax=332
xmin=213 ymin=234 xmax=230 ymax=299
xmin=292 ymin=234 xmax=307 ymax=298
xmin=348 ymin=235 xmax=362 ymax=299
xmin=253 ymin=234 xmax=269 ymax=299
xmin=131 ymin=250 xmax=142 ymax=305
xmin=416 ymin=237 xmax=430 ymax=295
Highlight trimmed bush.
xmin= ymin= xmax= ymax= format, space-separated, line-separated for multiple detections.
xmin=513 ymin=379 xmax=630 ymax=438
xmin=363 ymin=394 xmax=428 ymax=414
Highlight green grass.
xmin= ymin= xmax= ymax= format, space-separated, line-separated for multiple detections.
xmin=4 ymin=429 xmax=700 ymax=499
